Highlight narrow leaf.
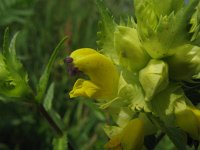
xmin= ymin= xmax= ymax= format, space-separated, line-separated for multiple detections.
xmin=49 ymin=109 xmax=65 ymax=132
xmin=43 ymin=82 xmax=54 ymax=110
xmin=36 ymin=36 xmax=68 ymax=102
xmin=2 ymin=27 xmax=9 ymax=53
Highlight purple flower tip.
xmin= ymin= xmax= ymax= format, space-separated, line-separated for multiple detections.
xmin=64 ymin=57 xmax=73 ymax=63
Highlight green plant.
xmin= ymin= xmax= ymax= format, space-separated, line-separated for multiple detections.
xmin=0 ymin=28 xmax=68 ymax=149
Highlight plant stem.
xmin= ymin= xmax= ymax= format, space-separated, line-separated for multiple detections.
xmin=38 ymin=104 xmax=63 ymax=136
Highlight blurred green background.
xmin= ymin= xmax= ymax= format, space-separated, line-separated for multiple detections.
xmin=0 ymin=0 xmax=133 ymax=149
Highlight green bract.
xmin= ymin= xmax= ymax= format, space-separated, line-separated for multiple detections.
xmin=166 ymin=44 xmax=200 ymax=80
xmin=135 ymin=0 xmax=199 ymax=58
xmin=0 ymin=30 xmax=32 ymax=101
xmin=114 ymin=26 xmax=149 ymax=71
xmin=190 ymin=2 xmax=200 ymax=45
xmin=0 ymin=54 xmax=9 ymax=80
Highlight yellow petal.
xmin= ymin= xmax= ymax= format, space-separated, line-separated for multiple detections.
xmin=105 ymin=134 xmax=122 ymax=150
xmin=121 ymin=118 xmax=144 ymax=150
xmin=70 ymin=48 xmax=119 ymax=100
xmin=190 ymin=107 xmax=200 ymax=139
xmin=191 ymin=108 xmax=200 ymax=124
xmin=175 ymin=106 xmax=200 ymax=140
xmin=69 ymin=79 xmax=100 ymax=98
xmin=105 ymin=119 xmax=144 ymax=150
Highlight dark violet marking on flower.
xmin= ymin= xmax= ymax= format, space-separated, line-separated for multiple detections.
xmin=68 ymin=67 xmax=80 ymax=76
xmin=64 ymin=56 xmax=82 ymax=76
xmin=64 ymin=57 xmax=73 ymax=63
xmin=66 ymin=63 xmax=81 ymax=76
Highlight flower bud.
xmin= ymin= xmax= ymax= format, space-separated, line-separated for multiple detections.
xmin=114 ymin=26 xmax=149 ymax=71
xmin=139 ymin=59 xmax=169 ymax=100
xmin=121 ymin=118 xmax=144 ymax=150
xmin=166 ymin=44 xmax=200 ymax=81
xmin=175 ymin=106 xmax=200 ymax=140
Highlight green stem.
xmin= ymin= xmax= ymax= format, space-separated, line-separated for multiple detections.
xmin=38 ymin=104 xmax=63 ymax=136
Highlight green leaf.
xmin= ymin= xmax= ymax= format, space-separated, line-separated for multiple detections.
xmin=134 ymin=0 xmax=184 ymax=20
xmin=53 ymin=133 xmax=68 ymax=150
xmin=190 ymin=1 xmax=200 ymax=45
xmin=3 ymin=30 xmax=27 ymax=78
xmin=153 ymin=0 xmax=184 ymax=16
xmin=158 ymin=0 xmax=199 ymax=48
xmin=134 ymin=0 xmax=159 ymax=40
xmin=36 ymin=36 xmax=68 ymax=102
xmin=0 ymin=53 xmax=9 ymax=80
xmin=43 ymin=82 xmax=54 ymax=110
xmin=3 ymin=27 xmax=9 ymax=53
xmin=48 ymin=109 xmax=65 ymax=132
xmin=95 ymin=0 xmax=118 ymax=63
xmin=6 ymin=32 xmax=27 ymax=77
xmin=119 ymin=17 xmax=136 ymax=28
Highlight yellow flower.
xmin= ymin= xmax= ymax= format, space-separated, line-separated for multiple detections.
xmin=105 ymin=135 xmax=122 ymax=150
xmin=175 ymin=106 xmax=200 ymax=140
xmin=68 ymin=48 xmax=119 ymax=100
xmin=105 ymin=118 xmax=144 ymax=150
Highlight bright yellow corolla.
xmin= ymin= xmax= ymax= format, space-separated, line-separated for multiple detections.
xmin=175 ymin=106 xmax=200 ymax=140
xmin=105 ymin=118 xmax=144 ymax=150
xmin=69 ymin=48 xmax=119 ymax=100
